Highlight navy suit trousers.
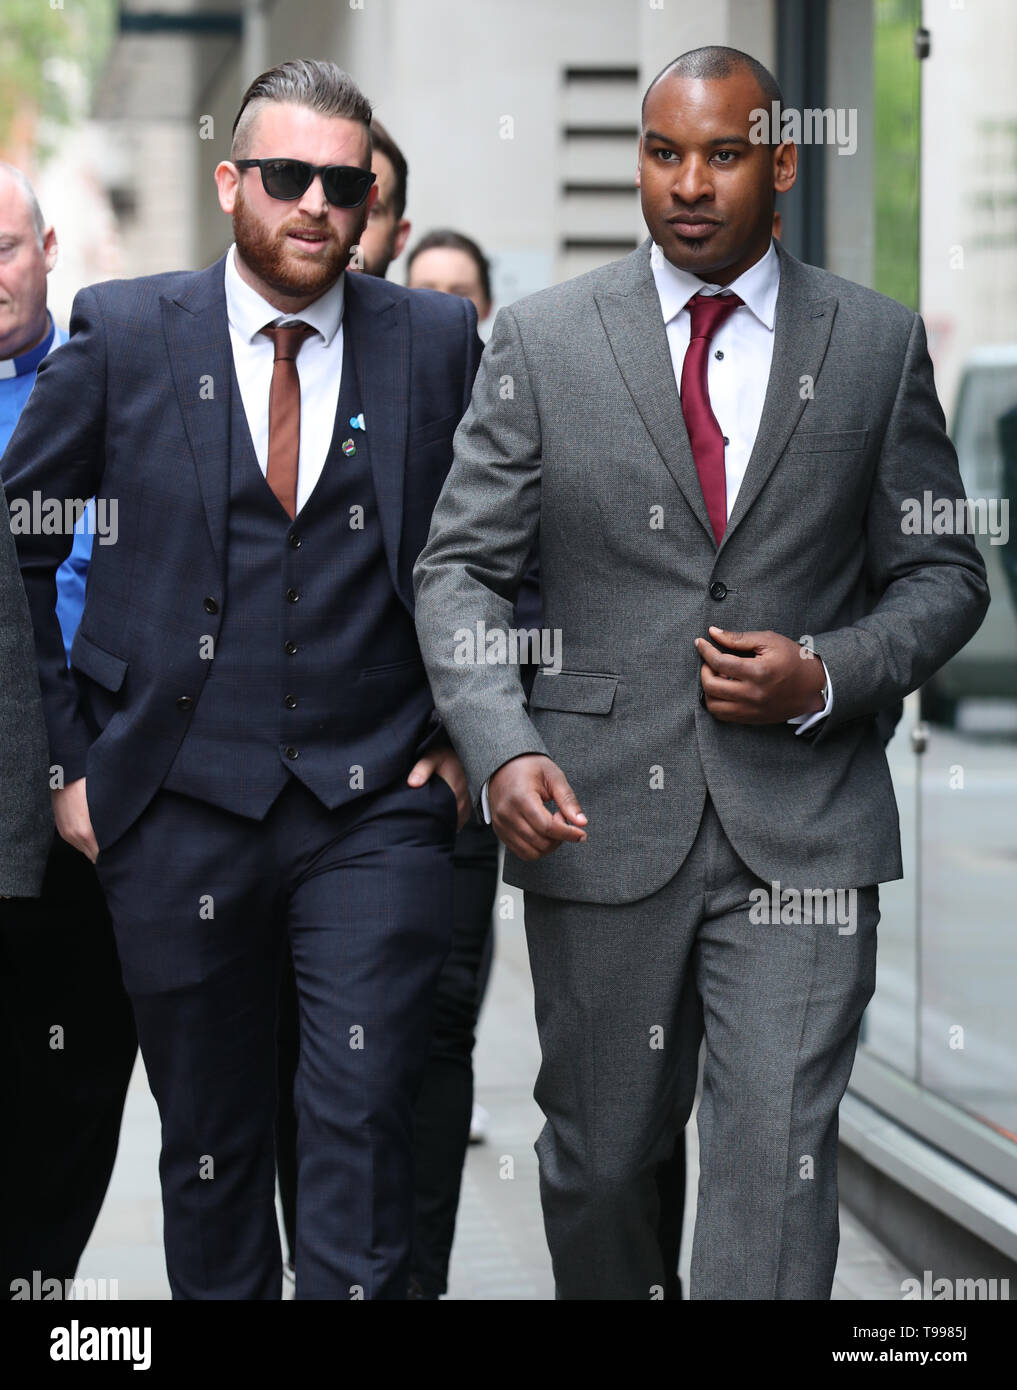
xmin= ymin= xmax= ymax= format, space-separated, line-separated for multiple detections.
xmin=95 ymin=772 xmax=457 ymax=1299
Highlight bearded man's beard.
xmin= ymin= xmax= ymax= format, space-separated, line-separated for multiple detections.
xmin=232 ymin=183 xmax=364 ymax=298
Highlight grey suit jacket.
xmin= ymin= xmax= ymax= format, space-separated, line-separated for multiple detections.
xmin=0 ymin=484 xmax=53 ymax=897
xmin=414 ymin=239 xmax=989 ymax=904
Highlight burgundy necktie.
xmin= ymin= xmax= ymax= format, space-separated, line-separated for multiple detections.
xmin=260 ymin=321 xmax=315 ymax=519
xmin=679 ymin=291 xmax=743 ymax=545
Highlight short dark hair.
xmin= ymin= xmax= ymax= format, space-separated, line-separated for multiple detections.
xmin=642 ymin=45 xmax=783 ymax=126
xmin=406 ymin=229 xmax=492 ymax=306
xmin=232 ymin=58 xmax=373 ymax=163
xmin=369 ymin=119 xmax=408 ymax=222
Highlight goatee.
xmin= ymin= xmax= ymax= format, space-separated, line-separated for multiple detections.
xmin=232 ymin=185 xmax=361 ymax=300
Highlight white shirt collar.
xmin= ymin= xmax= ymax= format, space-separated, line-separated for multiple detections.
xmin=224 ymin=242 xmax=344 ymax=346
xmin=0 ymin=311 xmax=58 ymax=379
xmin=650 ymin=237 xmax=780 ymax=332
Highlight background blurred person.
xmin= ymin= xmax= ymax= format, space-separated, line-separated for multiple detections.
xmin=405 ymin=222 xmax=528 ymax=1297
xmin=350 ymin=119 xmax=411 ymax=278
xmin=316 ymin=124 xmax=531 ymax=1298
xmin=407 ymin=229 xmax=492 ymax=335
xmin=0 ymin=162 xmax=136 ymax=1298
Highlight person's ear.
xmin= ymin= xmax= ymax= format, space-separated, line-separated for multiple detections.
xmin=215 ymin=161 xmax=241 ymax=215
xmin=635 ymin=135 xmax=643 ymax=189
xmin=773 ymin=140 xmax=797 ymax=195
xmin=42 ymin=225 xmax=58 ymax=274
xmin=393 ymin=218 xmax=412 ymax=260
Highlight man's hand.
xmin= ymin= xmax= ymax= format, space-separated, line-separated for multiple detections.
xmin=53 ymin=777 xmax=99 ymax=862
xmin=488 ymin=754 xmax=588 ymax=861
xmin=696 ymin=627 xmax=826 ymax=724
xmin=407 ymin=747 xmax=471 ymax=831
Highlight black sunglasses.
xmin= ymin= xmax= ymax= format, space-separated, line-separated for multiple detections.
xmin=235 ymin=158 xmax=376 ymax=208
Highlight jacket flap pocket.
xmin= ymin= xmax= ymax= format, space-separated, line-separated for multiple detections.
xmin=528 ymin=671 xmax=618 ymax=715
xmin=71 ymin=631 xmax=128 ymax=693
xmin=785 ymin=428 xmax=868 ymax=453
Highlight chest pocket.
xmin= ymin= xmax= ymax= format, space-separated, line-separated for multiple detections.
xmin=784 ymin=428 xmax=868 ymax=454
xmin=409 ymin=413 xmax=460 ymax=450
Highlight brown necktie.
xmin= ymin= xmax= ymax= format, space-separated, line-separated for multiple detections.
xmin=260 ymin=321 xmax=315 ymax=518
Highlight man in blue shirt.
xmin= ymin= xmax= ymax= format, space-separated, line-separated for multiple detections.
xmin=0 ymin=163 xmax=136 ymax=1298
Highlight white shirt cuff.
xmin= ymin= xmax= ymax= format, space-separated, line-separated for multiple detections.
xmin=787 ymin=660 xmax=833 ymax=736
xmin=480 ymin=779 xmax=492 ymax=824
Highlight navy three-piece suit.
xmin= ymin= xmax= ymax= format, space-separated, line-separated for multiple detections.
xmin=3 ymin=255 xmax=482 ymax=1298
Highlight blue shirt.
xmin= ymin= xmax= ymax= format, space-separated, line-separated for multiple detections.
xmin=0 ymin=313 xmax=92 ymax=660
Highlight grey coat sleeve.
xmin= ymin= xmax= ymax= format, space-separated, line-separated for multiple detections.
xmin=813 ymin=311 xmax=990 ymax=735
xmin=0 ymin=484 xmax=53 ymax=897
xmin=413 ymin=305 xmax=549 ymax=804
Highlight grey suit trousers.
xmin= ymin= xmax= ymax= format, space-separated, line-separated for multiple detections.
xmin=523 ymin=797 xmax=877 ymax=1300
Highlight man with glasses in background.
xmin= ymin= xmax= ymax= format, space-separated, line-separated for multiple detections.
xmin=4 ymin=59 xmax=480 ymax=1300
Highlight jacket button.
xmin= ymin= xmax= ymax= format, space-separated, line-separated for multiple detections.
xmin=176 ymin=696 xmax=194 ymax=711
xmin=284 ymin=746 xmax=299 ymax=760
xmin=709 ymin=580 xmax=727 ymax=601
xmin=283 ymin=694 xmax=297 ymax=709
xmin=286 ymin=587 xmax=300 ymax=603
xmin=288 ymin=532 xmax=302 ymax=549
xmin=284 ymin=640 xmax=298 ymax=655
xmin=203 ymin=597 xmax=219 ymax=614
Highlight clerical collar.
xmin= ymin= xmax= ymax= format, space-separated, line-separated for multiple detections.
xmin=0 ymin=313 xmax=56 ymax=380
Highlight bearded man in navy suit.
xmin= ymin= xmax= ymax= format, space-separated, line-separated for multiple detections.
xmin=3 ymin=59 xmax=478 ymax=1300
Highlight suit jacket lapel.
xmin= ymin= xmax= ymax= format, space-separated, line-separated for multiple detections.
xmin=595 ymin=238 xmax=839 ymax=552
xmin=161 ymin=256 xmax=232 ymax=574
xmin=161 ymin=261 xmax=412 ymax=596
xmin=343 ymin=270 xmax=410 ymax=604
xmin=719 ymin=240 xmax=837 ymax=551
xmin=594 ymin=242 xmax=716 ymax=544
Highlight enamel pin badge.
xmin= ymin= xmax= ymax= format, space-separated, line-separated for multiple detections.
xmin=343 ymin=414 xmax=365 ymax=456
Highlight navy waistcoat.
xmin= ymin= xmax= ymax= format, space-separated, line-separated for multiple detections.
xmin=162 ymin=329 xmax=432 ymax=817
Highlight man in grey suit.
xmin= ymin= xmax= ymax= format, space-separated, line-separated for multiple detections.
xmin=414 ymin=47 xmax=989 ymax=1300
xmin=0 ymin=486 xmax=50 ymax=898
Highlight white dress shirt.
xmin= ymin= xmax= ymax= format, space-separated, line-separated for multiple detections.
xmin=490 ymin=240 xmax=836 ymax=820
xmin=650 ymin=238 xmax=831 ymax=737
xmin=223 ymin=244 xmax=345 ymax=515
xmin=650 ymin=238 xmax=778 ymax=518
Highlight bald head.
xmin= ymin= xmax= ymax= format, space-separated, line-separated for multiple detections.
xmin=0 ymin=164 xmax=46 ymax=247
xmin=0 ymin=163 xmax=57 ymax=360
xmin=642 ymin=46 xmax=783 ymax=126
